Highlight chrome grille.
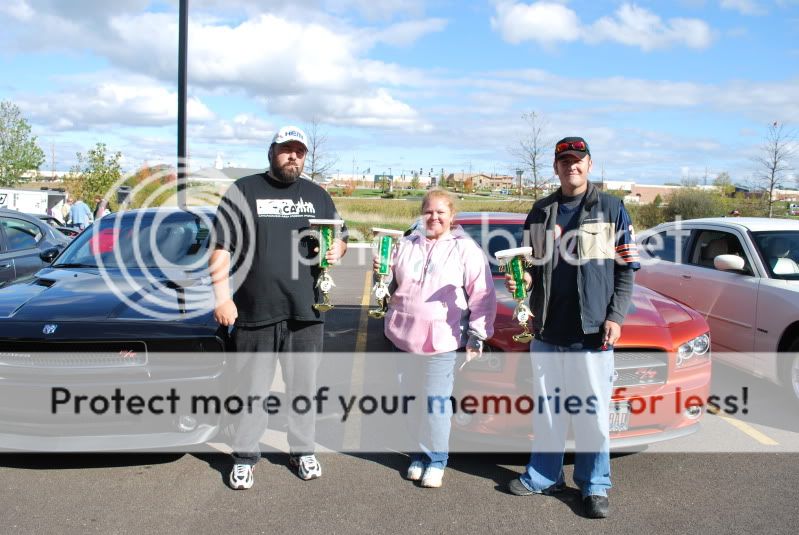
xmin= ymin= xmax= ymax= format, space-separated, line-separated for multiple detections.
xmin=613 ymin=350 xmax=668 ymax=387
xmin=0 ymin=341 xmax=148 ymax=368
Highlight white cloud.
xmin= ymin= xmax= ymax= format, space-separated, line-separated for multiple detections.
xmin=490 ymin=1 xmax=581 ymax=45
xmin=490 ymin=2 xmax=714 ymax=51
xmin=18 ymin=79 xmax=214 ymax=131
xmin=190 ymin=113 xmax=275 ymax=145
xmin=589 ymin=4 xmax=714 ymax=50
xmin=372 ymin=18 xmax=449 ymax=47
xmin=1 ymin=6 xmax=428 ymax=130
xmin=0 ymin=0 xmax=34 ymax=20
xmin=477 ymin=70 xmax=799 ymax=123
xmin=720 ymin=0 xmax=768 ymax=15
xmin=270 ymin=89 xmax=433 ymax=131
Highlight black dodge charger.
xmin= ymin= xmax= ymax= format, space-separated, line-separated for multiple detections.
xmin=0 ymin=207 xmax=231 ymax=451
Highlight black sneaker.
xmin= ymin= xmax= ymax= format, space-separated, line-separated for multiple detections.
xmin=583 ymin=495 xmax=609 ymax=519
xmin=507 ymin=477 xmax=565 ymax=496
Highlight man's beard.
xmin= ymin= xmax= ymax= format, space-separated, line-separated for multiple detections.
xmin=271 ymin=161 xmax=303 ymax=183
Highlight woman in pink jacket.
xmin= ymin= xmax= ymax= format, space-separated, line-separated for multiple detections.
xmin=377 ymin=189 xmax=496 ymax=488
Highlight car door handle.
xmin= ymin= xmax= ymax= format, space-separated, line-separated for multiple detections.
xmin=0 ymin=263 xmax=11 ymax=269
xmin=681 ymin=274 xmax=692 ymax=280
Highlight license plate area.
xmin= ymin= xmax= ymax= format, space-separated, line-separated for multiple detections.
xmin=609 ymin=402 xmax=630 ymax=433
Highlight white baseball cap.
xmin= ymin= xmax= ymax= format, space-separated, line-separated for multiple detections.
xmin=271 ymin=125 xmax=308 ymax=149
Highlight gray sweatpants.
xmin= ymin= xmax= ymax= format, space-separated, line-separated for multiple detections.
xmin=229 ymin=320 xmax=323 ymax=465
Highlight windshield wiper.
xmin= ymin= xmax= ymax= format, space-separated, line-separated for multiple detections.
xmin=52 ymin=262 xmax=99 ymax=268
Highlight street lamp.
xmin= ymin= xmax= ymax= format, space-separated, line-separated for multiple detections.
xmin=516 ymin=169 xmax=524 ymax=200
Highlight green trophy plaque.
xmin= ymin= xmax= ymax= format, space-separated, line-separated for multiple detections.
xmin=495 ymin=247 xmax=534 ymax=343
xmin=369 ymin=228 xmax=404 ymax=319
xmin=309 ymin=218 xmax=344 ymax=312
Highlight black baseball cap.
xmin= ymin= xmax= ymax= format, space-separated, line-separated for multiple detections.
xmin=555 ymin=136 xmax=591 ymax=159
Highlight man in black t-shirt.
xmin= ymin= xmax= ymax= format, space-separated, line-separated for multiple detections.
xmin=210 ymin=125 xmax=347 ymax=490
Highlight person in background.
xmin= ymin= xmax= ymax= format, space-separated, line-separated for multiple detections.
xmin=94 ymin=196 xmax=108 ymax=219
xmin=68 ymin=197 xmax=93 ymax=230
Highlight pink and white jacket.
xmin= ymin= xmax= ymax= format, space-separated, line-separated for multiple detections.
xmin=384 ymin=225 xmax=496 ymax=354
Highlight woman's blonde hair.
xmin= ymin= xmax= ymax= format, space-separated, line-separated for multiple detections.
xmin=421 ymin=188 xmax=456 ymax=214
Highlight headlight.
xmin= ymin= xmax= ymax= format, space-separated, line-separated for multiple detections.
xmin=692 ymin=333 xmax=710 ymax=355
xmin=677 ymin=333 xmax=711 ymax=368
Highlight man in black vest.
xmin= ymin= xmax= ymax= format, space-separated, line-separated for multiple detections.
xmin=504 ymin=136 xmax=639 ymax=519
xmin=210 ymin=125 xmax=347 ymax=490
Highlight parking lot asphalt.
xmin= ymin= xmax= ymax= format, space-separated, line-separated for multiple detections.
xmin=1 ymin=251 xmax=797 ymax=534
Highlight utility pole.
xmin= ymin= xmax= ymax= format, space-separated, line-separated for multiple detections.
xmin=177 ymin=0 xmax=189 ymax=209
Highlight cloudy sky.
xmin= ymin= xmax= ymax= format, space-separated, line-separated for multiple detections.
xmin=1 ymin=0 xmax=797 ymax=184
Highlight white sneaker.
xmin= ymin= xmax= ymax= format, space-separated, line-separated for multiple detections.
xmin=421 ymin=466 xmax=444 ymax=488
xmin=406 ymin=460 xmax=425 ymax=481
xmin=290 ymin=454 xmax=322 ymax=480
xmin=229 ymin=464 xmax=254 ymax=490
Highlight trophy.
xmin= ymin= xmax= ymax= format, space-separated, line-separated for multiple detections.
xmin=495 ymin=247 xmax=534 ymax=343
xmin=309 ymin=218 xmax=344 ymax=312
xmin=368 ymin=228 xmax=404 ymax=319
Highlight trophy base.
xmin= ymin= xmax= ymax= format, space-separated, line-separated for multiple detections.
xmin=368 ymin=309 xmax=386 ymax=319
xmin=512 ymin=332 xmax=533 ymax=343
xmin=313 ymin=303 xmax=334 ymax=312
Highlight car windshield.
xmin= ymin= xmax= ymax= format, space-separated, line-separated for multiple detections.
xmin=459 ymin=222 xmax=524 ymax=276
xmin=52 ymin=210 xmax=213 ymax=273
xmin=752 ymin=231 xmax=799 ymax=280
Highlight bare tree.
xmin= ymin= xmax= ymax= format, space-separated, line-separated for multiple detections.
xmin=305 ymin=118 xmax=338 ymax=183
xmin=755 ymin=121 xmax=796 ymax=218
xmin=511 ymin=111 xmax=554 ymax=200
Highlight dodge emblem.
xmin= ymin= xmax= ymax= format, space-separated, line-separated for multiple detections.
xmin=42 ymin=324 xmax=58 ymax=335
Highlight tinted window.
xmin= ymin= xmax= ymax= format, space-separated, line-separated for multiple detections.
xmin=1 ymin=217 xmax=42 ymax=251
xmin=689 ymin=229 xmax=751 ymax=273
xmin=642 ymin=230 xmax=682 ymax=263
xmin=752 ymin=231 xmax=799 ymax=279
xmin=54 ymin=212 xmax=212 ymax=271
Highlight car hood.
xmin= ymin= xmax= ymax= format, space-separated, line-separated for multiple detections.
xmin=0 ymin=267 xmax=214 ymax=324
xmin=493 ymin=279 xmax=695 ymax=328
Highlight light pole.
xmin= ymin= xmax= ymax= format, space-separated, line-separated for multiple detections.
xmin=516 ymin=169 xmax=523 ymax=200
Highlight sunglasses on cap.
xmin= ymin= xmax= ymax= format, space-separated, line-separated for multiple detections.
xmin=555 ymin=140 xmax=588 ymax=155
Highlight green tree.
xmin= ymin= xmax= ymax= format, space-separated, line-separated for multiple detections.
xmin=126 ymin=164 xmax=177 ymax=209
xmin=67 ymin=143 xmax=123 ymax=202
xmin=664 ymin=188 xmax=722 ymax=221
xmin=633 ymin=202 xmax=666 ymax=229
xmin=713 ymin=171 xmax=735 ymax=197
xmin=410 ymin=173 xmax=420 ymax=190
xmin=0 ymin=101 xmax=46 ymax=187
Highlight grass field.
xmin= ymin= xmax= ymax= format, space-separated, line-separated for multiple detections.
xmin=334 ymin=197 xmax=533 ymax=241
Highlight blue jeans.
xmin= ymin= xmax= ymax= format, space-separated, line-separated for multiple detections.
xmin=520 ymin=339 xmax=614 ymax=497
xmin=395 ymin=351 xmax=457 ymax=469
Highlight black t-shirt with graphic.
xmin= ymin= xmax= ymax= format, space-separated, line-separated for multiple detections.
xmin=213 ymin=172 xmax=346 ymax=327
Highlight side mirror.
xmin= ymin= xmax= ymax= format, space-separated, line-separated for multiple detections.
xmin=714 ymin=254 xmax=745 ymax=272
xmin=40 ymin=247 xmax=61 ymax=264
